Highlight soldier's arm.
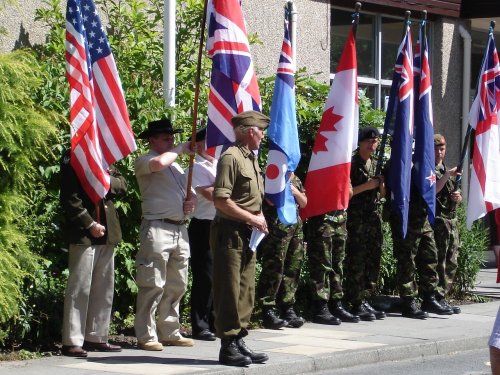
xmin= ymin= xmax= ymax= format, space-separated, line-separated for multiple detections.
xmin=214 ymin=197 xmax=268 ymax=234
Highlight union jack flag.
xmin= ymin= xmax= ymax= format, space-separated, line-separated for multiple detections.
xmin=466 ymin=28 xmax=500 ymax=228
xmin=384 ymin=23 xmax=414 ymax=237
xmin=206 ymin=0 xmax=261 ymax=150
xmin=66 ymin=0 xmax=136 ymax=203
xmin=412 ymin=19 xmax=436 ymax=224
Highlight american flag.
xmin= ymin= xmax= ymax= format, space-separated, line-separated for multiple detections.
xmin=66 ymin=0 xmax=136 ymax=203
xmin=206 ymin=0 xmax=261 ymax=151
xmin=466 ymin=28 xmax=500 ymax=229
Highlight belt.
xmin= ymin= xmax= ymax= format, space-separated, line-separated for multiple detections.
xmin=160 ymin=218 xmax=187 ymax=225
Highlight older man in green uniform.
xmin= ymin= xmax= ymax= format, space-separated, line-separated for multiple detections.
xmin=211 ymin=110 xmax=270 ymax=367
xmin=433 ymin=134 xmax=461 ymax=314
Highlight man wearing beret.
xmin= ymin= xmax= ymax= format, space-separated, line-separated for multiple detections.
xmin=211 ymin=110 xmax=270 ymax=366
xmin=433 ymin=134 xmax=461 ymax=314
xmin=345 ymin=127 xmax=386 ymax=321
xmin=134 ymin=119 xmax=196 ymax=351
xmin=188 ymin=127 xmax=216 ymax=341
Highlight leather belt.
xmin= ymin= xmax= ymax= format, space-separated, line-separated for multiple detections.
xmin=161 ymin=218 xmax=187 ymax=225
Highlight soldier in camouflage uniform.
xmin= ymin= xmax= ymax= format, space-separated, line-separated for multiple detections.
xmin=306 ymin=206 xmax=360 ymax=325
xmin=345 ymin=127 xmax=386 ymax=321
xmin=388 ymin=176 xmax=453 ymax=319
xmin=433 ymin=134 xmax=461 ymax=314
xmin=258 ymin=173 xmax=307 ymax=329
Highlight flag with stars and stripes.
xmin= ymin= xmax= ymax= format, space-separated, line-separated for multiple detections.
xmin=264 ymin=12 xmax=301 ymax=225
xmin=66 ymin=0 xmax=136 ymax=203
xmin=206 ymin=0 xmax=261 ymax=151
xmin=412 ymin=20 xmax=436 ymax=225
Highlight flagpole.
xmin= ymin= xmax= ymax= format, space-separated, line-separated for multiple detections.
xmin=455 ymin=20 xmax=496 ymax=191
xmin=375 ymin=10 xmax=411 ymax=176
xmin=186 ymin=0 xmax=209 ymax=201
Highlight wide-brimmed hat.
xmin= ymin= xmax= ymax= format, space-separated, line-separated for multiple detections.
xmin=138 ymin=119 xmax=183 ymax=139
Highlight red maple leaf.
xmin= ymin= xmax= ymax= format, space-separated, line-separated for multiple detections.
xmin=312 ymin=107 xmax=344 ymax=154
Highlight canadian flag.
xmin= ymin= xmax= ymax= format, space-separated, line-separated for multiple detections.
xmin=300 ymin=26 xmax=358 ymax=219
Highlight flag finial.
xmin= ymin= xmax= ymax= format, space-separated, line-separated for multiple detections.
xmin=490 ymin=20 xmax=496 ymax=34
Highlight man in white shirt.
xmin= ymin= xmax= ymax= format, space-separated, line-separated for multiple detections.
xmin=188 ymin=127 xmax=217 ymax=341
xmin=134 ymin=119 xmax=196 ymax=351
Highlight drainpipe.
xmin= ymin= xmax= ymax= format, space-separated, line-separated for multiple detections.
xmin=163 ymin=0 xmax=176 ymax=107
xmin=459 ymin=24 xmax=471 ymax=202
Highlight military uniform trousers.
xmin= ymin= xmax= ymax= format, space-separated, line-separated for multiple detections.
xmin=306 ymin=214 xmax=347 ymax=302
xmin=188 ymin=218 xmax=214 ymax=335
xmin=62 ymin=244 xmax=115 ymax=346
xmin=433 ymin=216 xmax=460 ymax=296
xmin=134 ymin=219 xmax=190 ymax=344
xmin=390 ymin=215 xmax=439 ymax=298
xmin=257 ymin=219 xmax=304 ymax=307
xmin=210 ymin=216 xmax=256 ymax=339
xmin=345 ymin=210 xmax=383 ymax=305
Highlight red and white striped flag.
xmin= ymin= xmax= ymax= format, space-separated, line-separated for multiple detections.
xmin=300 ymin=24 xmax=358 ymax=219
xmin=466 ymin=29 xmax=500 ymax=229
xmin=66 ymin=0 xmax=136 ymax=203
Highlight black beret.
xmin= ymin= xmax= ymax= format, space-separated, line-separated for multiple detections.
xmin=358 ymin=126 xmax=379 ymax=142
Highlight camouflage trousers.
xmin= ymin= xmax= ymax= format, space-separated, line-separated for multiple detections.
xmin=306 ymin=212 xmax=347 ymax=302
xmin=257 ymin=219 xmax=304 ymax=307
xmin=345 ymin=210 xmax=383 ymax=305
xmin=390 ymin=215 xmax=440 ymax=298
xmin=433 ymin=216 xmax=460 ymax=296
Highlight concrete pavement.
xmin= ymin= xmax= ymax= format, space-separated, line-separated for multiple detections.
xmin=1 ymin=254 xmax=498 ymax=375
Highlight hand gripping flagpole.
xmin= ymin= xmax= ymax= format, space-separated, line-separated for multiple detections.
xmin=455 ymin=20 xmax=496 ymax=192
xmin=375 ymin=10 xmax=412 ymax=176
xmin=186 ymin=0 xmax=209 ymax=201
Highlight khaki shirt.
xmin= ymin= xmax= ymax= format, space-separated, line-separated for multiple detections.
xmin=213 ymin=144 xmax=264 ymax=219
xmin=135 ymin=151 xmax=187 ymax=221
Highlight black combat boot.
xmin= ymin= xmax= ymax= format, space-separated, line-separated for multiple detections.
xmin=219 ymin=337 xmax=252 ymax=367
xmin=351 ymin=302 xmax=376 ymax=321
xmin=364 ymin=301 xmax=386 ymax=320
xmin=313 ymin=300 xmax=341 ymax=325
xmin=262 ymin=306 xmax=287 ymax=329
xmin=421 ymin=294 xmax=453 ymax=315
xmin=436 ymin=295 xmax=461 ymax=314
xmin=401 ymin=297 xmax=428 ymax=319
xmin=281 ymin=305 xmax=305 ymax=328
xmin=330 ymin=300 xmax=360 ymax=323
xmin=235 ymin=336 xmax=269 ymax=364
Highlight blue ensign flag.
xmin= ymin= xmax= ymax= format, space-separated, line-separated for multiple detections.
xmin=265 ymin=13 xmax=301 ymax=225
xmin=412 ymin=20 xmax=436 ymax=224
xmin=386 ymin=23 xmax=414 ymax=238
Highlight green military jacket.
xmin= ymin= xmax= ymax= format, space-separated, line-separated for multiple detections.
xmin=213 ymin=143 xmax=264 ymax=221
xmin=60 ymin=152 xmax=127 ymax=245
xmin=348 ymin=151 xmax=380 ymax=215
xmin=435 ymin=163 xmax=459 ymax=219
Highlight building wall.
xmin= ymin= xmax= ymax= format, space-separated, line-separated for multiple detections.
xmin=243 ymin=0 xmax=330 ymax=83
xmin=0 ymin=1 xmax=49 ymax=52
xmin=432 ymin=17 xmax=468 ymax=166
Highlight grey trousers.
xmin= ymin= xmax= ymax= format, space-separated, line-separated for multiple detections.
xmin=62 ymin=244 xmax=115 ymax=346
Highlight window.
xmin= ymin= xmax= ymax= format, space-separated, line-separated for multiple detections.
xmin=330 ymin=7 xmax=426 ymax=109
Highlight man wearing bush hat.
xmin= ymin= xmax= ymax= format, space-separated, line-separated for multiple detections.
xmin=134 ymin=118 xmax=196 ymax=351
xmin=211 ymin=110 xmax=270 ymax=366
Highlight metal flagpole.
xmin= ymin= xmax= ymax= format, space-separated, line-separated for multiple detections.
xmin=163 ymin=0 xmax=176 ymax=107
xmin=287 ymin=1 xmax=298 ymax=62
xmin=185 ymin=0 xmax=209 ymax=200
